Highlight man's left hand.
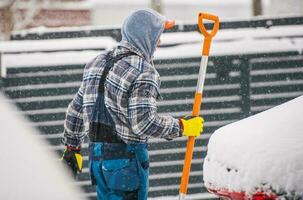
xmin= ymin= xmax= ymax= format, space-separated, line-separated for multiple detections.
xmin=61 ymin=146 xmax=83 ymax=176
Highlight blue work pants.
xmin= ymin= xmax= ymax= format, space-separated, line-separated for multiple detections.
xmin=88 ymin=142 xmax=149 ymax=200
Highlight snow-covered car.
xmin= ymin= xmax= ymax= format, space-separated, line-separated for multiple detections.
xmin=203 ymin=95 xmax=303 ymax=199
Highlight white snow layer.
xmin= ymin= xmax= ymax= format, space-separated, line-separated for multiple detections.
xmin=156 ymin=24 xmax=303 ymax=59
xmin=203 ymin=95 xmax=303 ymax=196
xmin=0 ymin=93 xmax=87 ymax=200
xmin=0 ymin=37 xmax=116 ymax=53
xmin=3 ymin=51 xmax=102 ymax=68
xmin=2 ymin=24 xmax=302 ymax=71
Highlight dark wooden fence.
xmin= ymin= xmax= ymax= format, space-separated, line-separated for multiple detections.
xmin=1 ymin=16 xmax=303 ymax=199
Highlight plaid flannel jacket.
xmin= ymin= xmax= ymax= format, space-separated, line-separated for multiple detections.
xmin=63 ymin=41 xmax=181 ymax=147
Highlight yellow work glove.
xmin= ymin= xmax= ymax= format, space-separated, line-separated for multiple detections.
xmin=179 ymin=116 xmax=204 ymax=137
xmin=61 ymin=146 xmax=83 ymax=177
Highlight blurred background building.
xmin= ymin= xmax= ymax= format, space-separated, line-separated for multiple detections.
xmin=0 ymin=0 xmax=303 ymax=40
xmin=0 ymin=0 xmax=91 ymax=40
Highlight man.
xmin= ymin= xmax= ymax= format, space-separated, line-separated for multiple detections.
xmin=62 ymin=9 xmax=204 ymax=200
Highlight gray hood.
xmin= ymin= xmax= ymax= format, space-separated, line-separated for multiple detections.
xmin=121 ymin=9 xmax=166 ymax=62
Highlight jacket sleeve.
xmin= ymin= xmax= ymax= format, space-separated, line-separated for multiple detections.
xmin=127 ymin=70 xmax=182 ymax=140
xmin=62 ymin=81 xmax=86 ymax=147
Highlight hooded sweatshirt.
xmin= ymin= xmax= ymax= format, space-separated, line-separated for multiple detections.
xmin=63 ymin=9 xmax=181 ymax=146
xmin=121 ymin=8 xmax=165 ymax=62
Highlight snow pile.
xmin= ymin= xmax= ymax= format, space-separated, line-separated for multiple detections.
xmin=0 ymin=93 xmax=86 ymax=200
xmin=203 ymin=95 xmax=303 ymax=196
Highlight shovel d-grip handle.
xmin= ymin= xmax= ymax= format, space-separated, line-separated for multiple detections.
xmin=198 ymin=13 xmax=219 ymax=56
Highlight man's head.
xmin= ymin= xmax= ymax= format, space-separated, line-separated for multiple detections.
xmin=121 ymin=9 xmax=174 ymax=62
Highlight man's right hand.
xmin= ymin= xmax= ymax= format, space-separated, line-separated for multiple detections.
xmin=180 ymin=116 xmax=204 ymax=137
xmin=61 ymin=146 xmax=83 ymax=177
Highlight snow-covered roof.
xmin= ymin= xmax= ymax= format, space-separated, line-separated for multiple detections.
xmin=203 ymin=95 xmax=303 ymax=197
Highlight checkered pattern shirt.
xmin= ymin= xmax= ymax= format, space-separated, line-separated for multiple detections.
xmin=63 ymin=41 xmax=181 ymax=147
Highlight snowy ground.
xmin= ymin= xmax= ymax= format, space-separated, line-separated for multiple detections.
xmin=148 ymin=193 xmax=218 ymax=200
xmin=203 ymin=95 xmax=303 ymax=197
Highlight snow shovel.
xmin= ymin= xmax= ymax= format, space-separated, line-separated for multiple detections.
xmin=179 ymin=12 xmax=219 ymax=200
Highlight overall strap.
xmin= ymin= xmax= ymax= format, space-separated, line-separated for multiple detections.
xmin=89 ymin=50 xmax=137 ymax=144
xmin=98 ymin=51 xmax=137 ymax=93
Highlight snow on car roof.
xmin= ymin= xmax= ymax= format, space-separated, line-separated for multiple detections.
xmin=203 ymin=95 xmax=303 ymax=196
